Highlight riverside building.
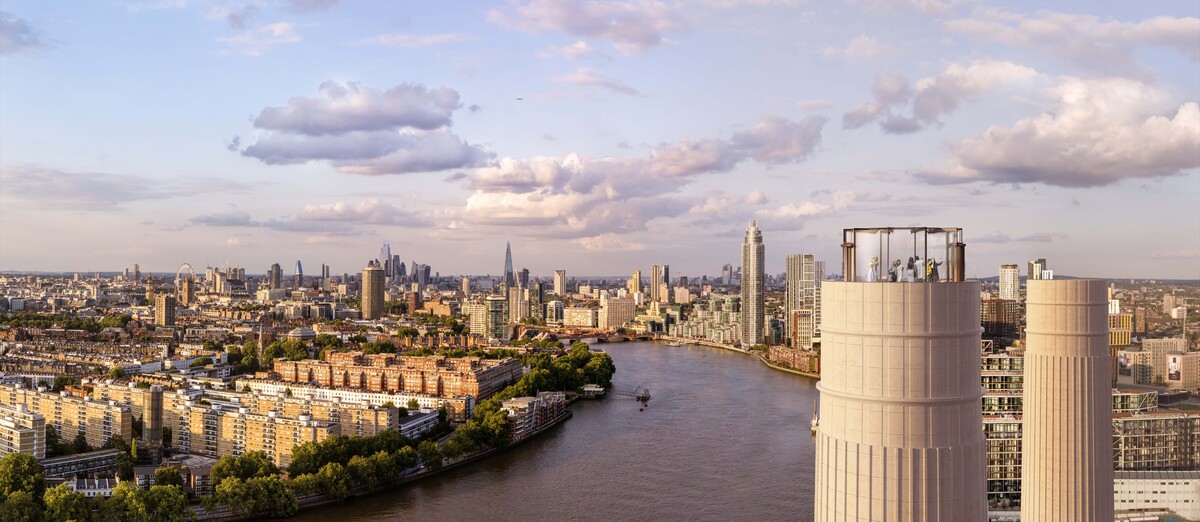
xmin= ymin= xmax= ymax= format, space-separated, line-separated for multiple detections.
xmin=740 ymin=221 xmax=765 ymax=347
xmin=0 ymin=383 xmax=132 ymax=449
xmin=815 ymin=227 xmax=985 ymax=521
xmin=272 ymin=351 xmax=523 ymax=400
xmin=0 ymin=404 xmax=45 ymax=458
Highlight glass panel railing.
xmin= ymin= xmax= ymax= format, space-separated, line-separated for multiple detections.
xmin=841 ymin=227 xmax=965 ymax=283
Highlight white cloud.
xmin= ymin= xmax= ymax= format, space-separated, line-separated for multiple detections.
xmin=944 ymin=9 xmax=1200 ymax=74
xmin=574 ymin=233 xmax=647 ymax=252
xmin=349 ymin=33 xmax=469 ymax=47
xmin=0 ymin=11 xmax=45 ymax=56
xmin=539 ymin=41 xmax=606 ymax=60
xmin=488 ymin=0 xmax=686 ymax=54
xmin=843 ymin=60 xmax=1038 ymax=133
xmin=299 ymin=199 xmax=425 ymax=225
xmin=253 ymin=81 xmax=461 ymax=134
xmin=457 ymin=115 xmax=826 ymax=239
xmin=730 ymin=115 xmax=827 ymax=164
xmin=0 ymin=164 xmax=249 ymax=210
xmin=795 ymin=99 xmax=834 ymax=112
xmin=846 ymin=0 xmax=963 ymax=16
xmin=822 ymin=34 xmax=886 ymax=60
xmin=553 ymin=68 xmax=641 ymax=95
xmin=757 ymin=191 xmax=855 ymax=219
xmin=744 ymin=191 xmax=769 ymax=205
xmin=219 ymin=22 xmax=301 ymax=56
xmin=240 ymin=81 xmax=489 ymax=174
xmin=924 ymin=77 xmax=1200 ymax=187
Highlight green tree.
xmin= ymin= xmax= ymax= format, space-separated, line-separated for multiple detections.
xmin=43 ymin=484 xmax=91 ymax=522
xmin=189 ymin=357 xmax=213 ymax=368
xmin=100 ymin=482 xmax=148 ymax=521
xmin=211 ymin=452 xmax=280 ymax=488
xmin=287 ymin=462 xmax=350 ymax=502
xmin=314 ymin=334 xmax=342 ymax=349
xmin=406 ymin=398 xmax=420 ymax=410
xmin=72 ymin=433 xmax=90 ymax=454
xmin=144 ymin=485 xmax=192 ymax=522
xmin=417 ymin=440 xmax=442 ymax=470
xmin=154 ymin=466 xmax=185 ymax=488
xmin=0 ymin=453 xmax=45 ymax=500
xmin=0 ymin=491 xmax=43 ymax=522
xmin=108 ymin=367 xmax=127 ymax=380
xmin=43 ymin=426 xmax=65 ymax=458
xmin=213 ymin=476 xmax=295 ymax=518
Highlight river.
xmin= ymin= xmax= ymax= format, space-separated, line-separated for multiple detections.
xmin=287 ymin=341 xmax=819 ymax=521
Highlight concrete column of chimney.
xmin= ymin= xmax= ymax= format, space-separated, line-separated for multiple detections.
xmin=1021 ymin=279 xmax=1113 ymax=521
xmin=816 ymin=281 xmax=986 ymax=521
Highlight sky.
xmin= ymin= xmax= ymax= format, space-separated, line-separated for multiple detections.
xmin=1 ymin=0 xmax=1198 ymax=280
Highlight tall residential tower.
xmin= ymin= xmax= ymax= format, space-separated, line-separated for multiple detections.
xmin=361 ymin=260 xmax=385 ymax=320
xmin=784 ymin=254 xmax=822 ymax=350
xmin=999 ymin=263 xmax=1020 ymax=300
xmin=740 ymin=220 xmax=765 ymax=347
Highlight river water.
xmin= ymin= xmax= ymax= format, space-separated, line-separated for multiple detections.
xmin=288 ymin=341 xmax=819 ymax=522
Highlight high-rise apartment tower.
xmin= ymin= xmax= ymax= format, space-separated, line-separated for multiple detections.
xmin=361 ymin=260 xmax=386 ymax=320
xmin=553 ymin=270 xmax=567 ymax=296
xmin=999 ymin=263 xmax=1020 ymax=300
xmin=740 ymin=221 xmax=765 ymax=347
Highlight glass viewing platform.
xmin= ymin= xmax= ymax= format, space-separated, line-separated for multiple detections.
xmin=841 ymin=227 xmax=966 ymax=283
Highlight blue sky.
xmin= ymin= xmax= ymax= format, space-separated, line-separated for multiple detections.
xmin=1 ymin=0 xmax=1198 ymax=279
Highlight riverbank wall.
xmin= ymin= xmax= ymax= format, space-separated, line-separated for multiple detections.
xmin=656 ymin=336 xmax=820 ymax=380
xmin=195 ymin=410 xmax=574 ymax=521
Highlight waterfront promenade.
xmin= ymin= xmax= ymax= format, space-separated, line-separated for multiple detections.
xmin=657 ymin=335 xmax=820 ymax=379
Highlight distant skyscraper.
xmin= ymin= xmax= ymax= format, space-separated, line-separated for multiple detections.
xmin=391 ymin=254 xmax=402 ymax=279
xmin=268 ymin=263 xmax=282 ymax=290
xmin=553 ymin=270 xmax=567 ymax=296
xmin=155 ymin=295 xmax=176 ymax=327
xmin=518 ymin=268 xmax=530 ymax=288
xmin=722 ymin=263 xmax=734 ymax=285
xmin=662 ymin=265 xmax=671 ymax=303
xmin=503 ymin=242 xmax=515 ymax=288
xmin=178 ymin=276 xmax=195 ymax=306
xmin=397 ymin=259 xmax=407 ymax=278
xmin=461 ymin=276 xmax=471 ymax=296
xmin=785 ymin=254 xmax=821 ymax=349
xmin=380 ymin=243 xmax=391 ymax=265
xmin=628 ymin=270 xmax=642 ymax=296
xmin=1022 ymin=280 xmax=1113 ymax=521
xmin=649 ymin=265 xmax=664 ymax=303
xmin=999 ymin=263 xmax=1020 ymax=300
xmin=1027 ymin=258 xmax=1047 ymax=282
xmin=294 ymin=260 xmax=304 ymax=289
xmin=740 ymin=221 xmax=765 ymax=347
xmin=131 ymin=263 xmax=140 ymax=282
xmin=361 ymin=260 xmax=385 ymax=320
xmin=816 ymin=227 xmax=984 ymax=521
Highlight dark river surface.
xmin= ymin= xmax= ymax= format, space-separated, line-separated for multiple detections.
xmin=287 ymin=341 xmax=819 ymax=522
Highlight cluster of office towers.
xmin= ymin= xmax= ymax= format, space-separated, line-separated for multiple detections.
xmin=814 ymin=227 xmax=1113 ymax=521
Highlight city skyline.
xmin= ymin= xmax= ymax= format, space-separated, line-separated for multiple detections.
xmin=1 ymin=1 xmax=1198 ymax=278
